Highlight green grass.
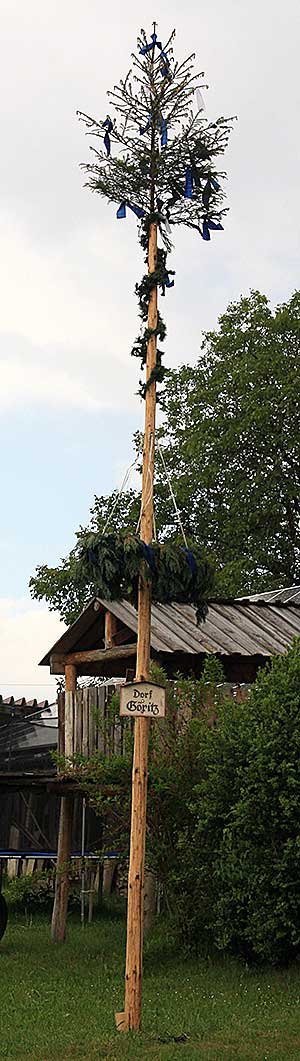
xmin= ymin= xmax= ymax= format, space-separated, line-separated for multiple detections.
xmin=1 ymin=907 xmax=300 ymax=1060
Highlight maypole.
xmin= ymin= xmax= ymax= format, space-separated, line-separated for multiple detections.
xmin=123 ymin=58 xmax=158 ymax=1026
xmin=78 ymin=23 xmax=234 ymax=1033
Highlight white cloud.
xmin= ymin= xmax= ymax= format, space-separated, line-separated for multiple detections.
xmin=0 ymin=355 xmax=103 ymax=412
xmin=0 ymin=210 xmax=142 ymax=411
xmin=0 ymin=598 xmax=65 ymax=703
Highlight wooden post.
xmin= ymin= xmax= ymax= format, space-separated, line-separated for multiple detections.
xmin=105 ymin=610 xmax=118 ymax=649
xmin=65 ymin=663 xmax=77 ymax=692
xmin=51 ymin=662 xmax=76 ymax=942
xmin=116 ymin=220 xmax=158 ymax=1032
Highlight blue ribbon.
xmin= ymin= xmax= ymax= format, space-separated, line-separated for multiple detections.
xmin=168 ymin=185 xmax=182 ymax=208
xmin=183 ymin=547 xmax=197 ymax=580
xmin=191 ymin=164 xmax=201 ymax=189
xmin=116 ymin=201 xmax=145 ymax=220
xmin=103 ymin=117 xmax=113 ymax=157
xmin=160 ymin=49 xmax=172 ymax=80
xmin=128 ymin=202 xmax=145 ymax=218
xmin=202 ymin=220 xmax=211 ymax=241
xmin=164 ymin=273 xmax=175 ymax=289
xmin=202 ymin=175 xmax=221 ymax=209
xmin=104 ymin=132 xmax=110 ymax=156
xmin=207 ymin=219 xmax=223 ymax=231
xmin=116 ymin=203 xmax=126 ymax=219
xmin=87 ymin=546 xmax=98 ymax=566
xmin=202 ymin=181 xmax=211 ymax=210
xmin=161 ymin=117 xmax=167 ymax=147
xmin=160 ymin=262 xmax=175 ymax=295
xmin=139 ymin=32 xmax=162 ymax=55
xmin=139 ymin=34 xmax=172 ymax=80
xmin=140 ymin=117 xmax=152 ymax=135
xmin=141 ymin=541 xmax=156 ymax=573
xmin=184 ymin=166 xmax=193 ymax=199
xmin=202 ymin=218 xmax=224 ymax=241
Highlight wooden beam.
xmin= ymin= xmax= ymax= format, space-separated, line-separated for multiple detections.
xmin=105 ymin=610 xmax=118 ymax=649
xmin=50 ymin=644 xmax=137 ymax=674
xmin=65 ymin=663 xmax=77 ymax=691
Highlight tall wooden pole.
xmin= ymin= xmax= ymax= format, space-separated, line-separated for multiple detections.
xmin=114 ymin=42 xmax=159 ymax=1030
xmin=117 ymin=217 xmax=158 ymax=1031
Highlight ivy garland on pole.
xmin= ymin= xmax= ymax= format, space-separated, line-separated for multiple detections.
xmin=77 ymin=25 xmax=234 ymax=620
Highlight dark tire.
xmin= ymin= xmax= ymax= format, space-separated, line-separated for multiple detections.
xmin=0 ymin=894 xmax=8 ymax=941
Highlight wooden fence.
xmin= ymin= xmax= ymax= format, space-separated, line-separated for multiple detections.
xmin=57 ymin=681 xmax=251 ymax=763
xmin=58 ymin=685 xmax=127 ymax=760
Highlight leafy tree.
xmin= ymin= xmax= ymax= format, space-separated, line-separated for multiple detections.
xmin=155 ymin=289 xmax=300 ymax=595
xmin=30 ymin=490 xmax=140 ymax=624
xmin=30 ymin=289 xmax=300 ymax=619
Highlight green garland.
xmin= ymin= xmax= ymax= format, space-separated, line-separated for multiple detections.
xmin=81 ymin=533 xmax=214 ymax=623
xmin=131 ymin=215 xmax=172 ymax=399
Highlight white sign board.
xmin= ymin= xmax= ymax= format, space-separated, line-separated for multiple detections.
xmin=119 ymin=682 xmax=166 ymax=719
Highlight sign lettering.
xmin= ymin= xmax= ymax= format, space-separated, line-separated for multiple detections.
xmin=120 ymin=681 xmax=166 ymax=718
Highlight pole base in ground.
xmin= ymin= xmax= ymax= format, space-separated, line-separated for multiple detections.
xmin=115 ymin=1011 xmax=128 ymax=1032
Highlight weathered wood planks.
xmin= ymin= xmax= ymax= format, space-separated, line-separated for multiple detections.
xmin=58 ymin=686 xmax=126 ymax=763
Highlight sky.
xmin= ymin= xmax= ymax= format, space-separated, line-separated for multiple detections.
xmin=1 ymin=0 xmax=300 ymax=701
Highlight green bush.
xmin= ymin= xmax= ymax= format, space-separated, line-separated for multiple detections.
xmin=171 ymin=640 xmax=300 ymax=964
xmin=74 ymin=644 xmax=300 ymax=964
xmin=4 ymin=870 xmax=55 ymax=912
xmin=4 ymin=870 xmax=80 ymax=914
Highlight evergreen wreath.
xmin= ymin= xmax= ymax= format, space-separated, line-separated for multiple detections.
xmin=81 ymin=533 xmax=214 ymax=623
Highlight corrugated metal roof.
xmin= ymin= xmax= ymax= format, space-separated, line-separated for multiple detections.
xmin=240 ymin=586 xmax=300 ymax=605
xmin=40 ymin=591 xmax=300 ymax=664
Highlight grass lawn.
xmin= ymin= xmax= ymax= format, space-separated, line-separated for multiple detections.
xmin=1 ymin=906 xmax=300 ymax=1060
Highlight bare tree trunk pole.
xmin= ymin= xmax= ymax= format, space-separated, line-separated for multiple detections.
xmin=117 ymin=219 xmax=157 ymax=1031
xmin=51 ymin=664 xmax=76 ymax=942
